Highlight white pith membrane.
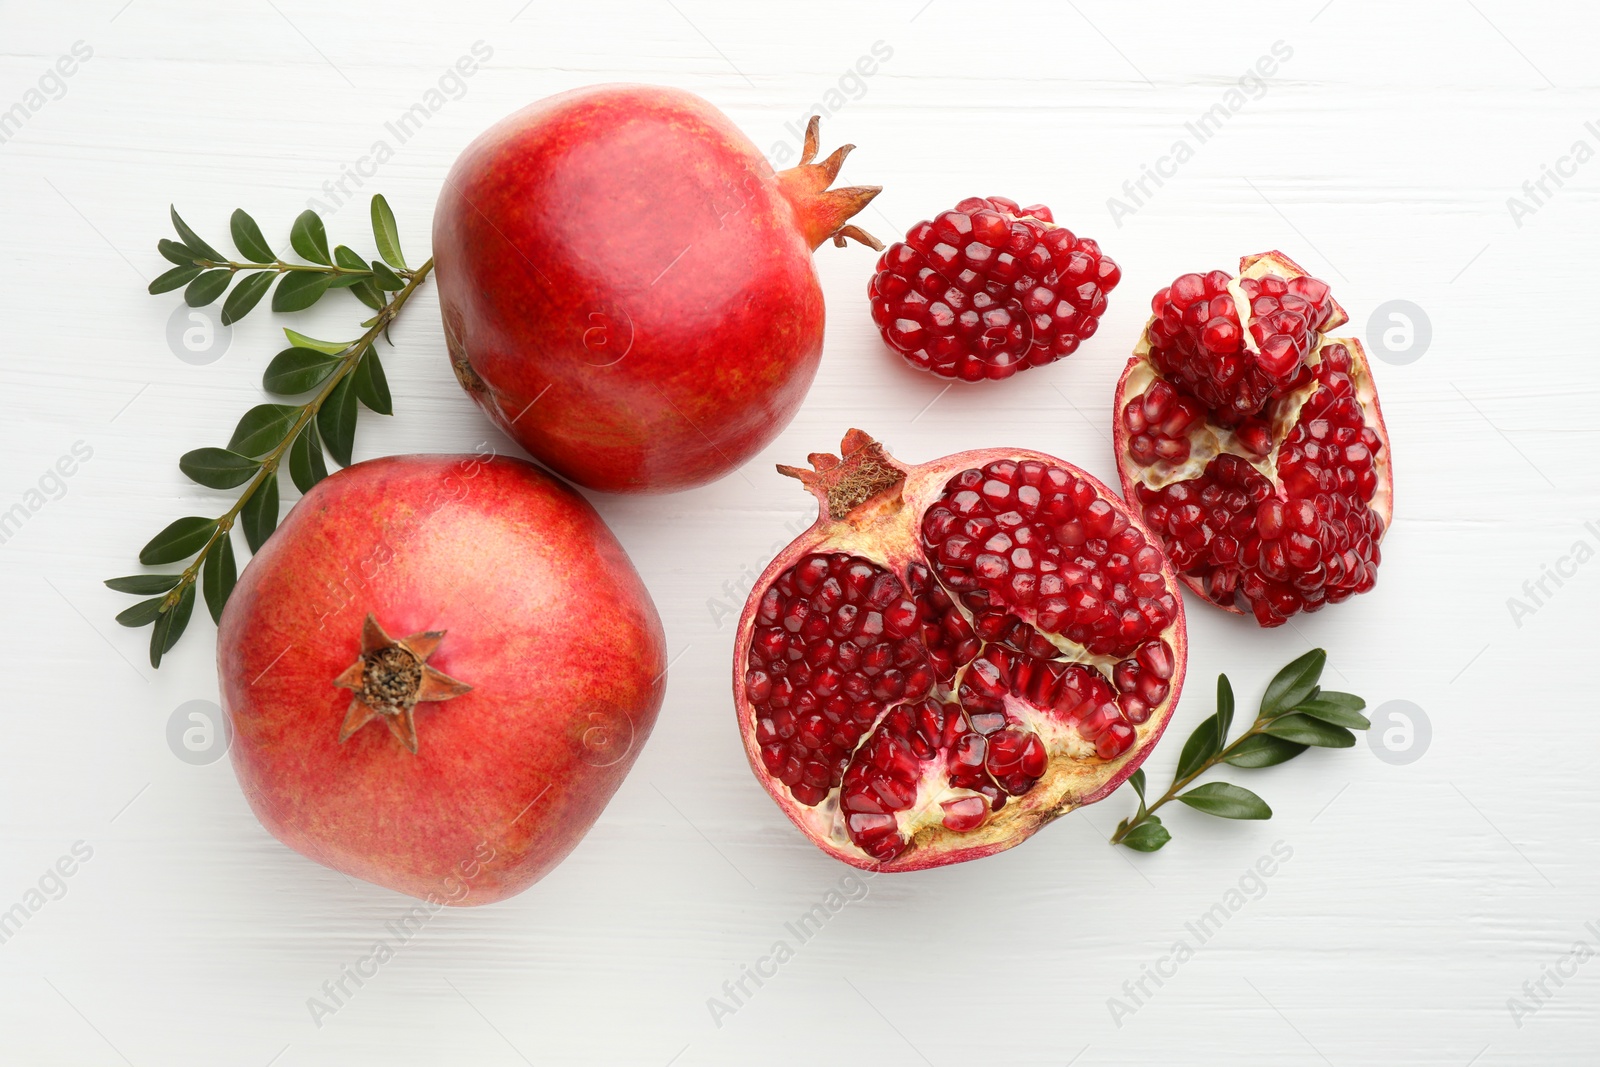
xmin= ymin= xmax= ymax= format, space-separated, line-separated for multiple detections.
xmin=736 ymin=437 xmax=1187 ymax=869
xmin=1114 ymin=252 xmax=1394 ymax=614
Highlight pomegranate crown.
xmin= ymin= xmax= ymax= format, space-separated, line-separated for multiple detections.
xmin=777 ymin=428 xmax=906 ymax=521
xmin=333 ymin=614 xmax=472 ymax=754
xmin=775 ymin=117 xmax=884 ymax=252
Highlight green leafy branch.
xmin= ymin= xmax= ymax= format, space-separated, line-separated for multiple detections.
xmin=150 ymin=195 xmax=418 ymax=324
xmin=1111 ymin=649 xmax=1370 ymax=852
xmin=108 ymin=196 xmax=433 ymax=667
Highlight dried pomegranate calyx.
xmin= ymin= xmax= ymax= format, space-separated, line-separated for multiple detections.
xmin=333 ymin=614 xmax=472 ymax=754
xmin=776 ymin=428 xmax=908 ymax=521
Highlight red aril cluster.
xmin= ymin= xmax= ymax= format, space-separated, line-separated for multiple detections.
xmin=921 ymin=464 xmax=1176 ymax=658
xmin=1145 ymin=265 xmax=1337 ymax=425
xmin=736 ymin=431 xmax=1186 ymax=870
xmin=868 ymin=197 xmax=1120 ymax=382
xmin=1114 ymin=252 xmax=1393 ymax=627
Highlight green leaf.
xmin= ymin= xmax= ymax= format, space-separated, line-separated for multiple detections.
xmin=290 ymin=209 xmax=330 ymax=264
xmin=263 ymin=347 xmax=339 ymax=395
xmin=349 ymin=279 xmax=385 ymax=310
xmin=272 ymin=271 xmax=334 ymax=313
xmin=150 ymin=581 xmax=196 ymax=667
xmin=288 ymin=422 xmax=328 ymax=494
xmin=1262 ymin=713 xmax=1356 ymax=749
xmin=1216 ymin=673 xmax=1235 ymax=748
xmin=1177 ymin=782 xmax=1272 ymax=820
xmin=105 ymin=574 xmax=182 ymax=595
xmin=1295 ymin=698 xmax=1371 ymax=731
xmin=1120 ymin=818 xmax=1171 ymax=852
xmin=1223 ymin=734 xmax=1309 ymax=769
xmin=1174 ymin=711 xmax=1224 ymax=785
xmin=283 ymin=328 xmax=348 ymax=355
xmin=230 ymin=209 xmax=275 ymax=262
xmin=241 ymin=472 xmax=279 ymax=553
xmin=184 ymin=268 xmax=232 ymax=308
xmin=1309 ymin=691 xmax=1366 ymax=712
xmin=369 ymin=260 xmax=405 ymax=291
xmin=1127 ymin=768 xmax=1146 ymax=806
xmin=170 ymin=206 xmax=223 ymax=261
xmin=149 ymin=264 xmax=202 ymax=295
xmin=221 ymin=270 xmax=274 ymax=325
xmin=228 ymin=403 xmax=300 ymax=457
xmin=140 ymin=516 xmax=217 ymax=565
xmin=318 ymin=374 xmax=359 ymax=467
xmin=159 ymin=239 xmax=197 ymax=266
xmin=202 ymin=530 xmax=237 ymax=624
xmin=1261 ymin=649 xmax=1326 ymax=718
xmin=371 ymin=194 xmax=406 ymax=269
xmin=333 ymin=244 xmax=368 ymax=273
xmin=115 ymin=596 xmax=166 ymax=627
xmin=353 ymin=349 xmax=391 ymax=414
xmin=179 ymin=447 xmax=259 ymax=490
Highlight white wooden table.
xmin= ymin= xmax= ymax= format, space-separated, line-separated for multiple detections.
xmin=2 ymin=1 xmax=1593 ymax=1063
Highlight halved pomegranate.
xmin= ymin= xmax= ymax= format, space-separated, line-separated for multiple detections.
xmin=733 ymin=431 xmax=1187 ymax=870
xmin=1113 ymin=252 xmax=1394 ymax=627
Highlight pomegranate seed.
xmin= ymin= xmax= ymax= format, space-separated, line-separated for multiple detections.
xmin=1096 ymin=722 xmax=1136 ymax=759
xmin=1077 ymin=702 xmax=1122 ymax=741
xmin=940 ymin=795 xmax=987 ymax=832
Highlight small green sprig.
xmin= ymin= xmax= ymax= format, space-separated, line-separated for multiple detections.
xmin=1111 ymin=649 xmax=1370 ymax=852
xmin=149 ymin=196 xmax=417 ymax=323
xmin=109 ymin=196 xmax=432 ymax=667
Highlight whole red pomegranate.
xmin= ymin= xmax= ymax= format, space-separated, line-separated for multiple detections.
xmin=218 ymin=454 xmax=666 ymax=904
xmin=433 ymin=85 xmax=882 ymax=494
xmin=733 ymin=431 xmax=1186 ymax=870
xmin=1114 ymin=251 xmax=1394 ymax=626
xmin=869 ymin=197 xmax=1120 ymax=381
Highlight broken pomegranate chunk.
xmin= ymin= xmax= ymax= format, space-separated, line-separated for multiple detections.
xmin=1114 ymin=252 xmax=1393 ymax=626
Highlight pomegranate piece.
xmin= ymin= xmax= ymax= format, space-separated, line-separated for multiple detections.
xmin=434 ymin=86 xmax=883 ymax=493
xmin=868 ymin=197 xmax=1120 ymax=382
xmin=219 ymin=455 xmax=667 ymax=904
xmin=1113 ymin=252 xmax=1394 ymax=627
xmin=735 ymin=431 xmax=1187 ymax=871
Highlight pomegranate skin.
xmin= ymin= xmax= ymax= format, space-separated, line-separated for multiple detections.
xmin=435 ymin=84 xmax=863 ymax=493
xmin=218 ymin=454 xmax=666 ymax=905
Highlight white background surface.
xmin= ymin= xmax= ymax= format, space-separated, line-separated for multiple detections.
xmin=1 ymin=1 xmax=1594 ymax=1064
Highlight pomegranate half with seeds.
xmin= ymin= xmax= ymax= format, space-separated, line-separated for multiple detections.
xmin=1114 ymin=251 xmax=1394 ymax=627
xmin=868 ymin=197 xmax=1120 ymax=382
xmin=733 ymin=431 xmax=1186 ymax=870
